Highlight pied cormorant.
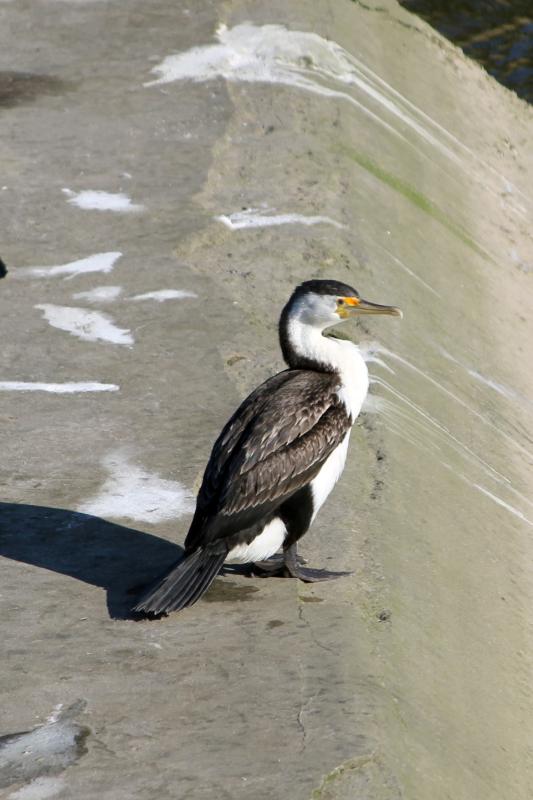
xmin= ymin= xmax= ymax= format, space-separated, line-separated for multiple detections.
xmin=134 ymin=279 xmax=401 ymax=616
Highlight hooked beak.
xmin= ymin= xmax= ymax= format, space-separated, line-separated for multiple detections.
xmin=339 ymin=296 xmax=403 ymax=318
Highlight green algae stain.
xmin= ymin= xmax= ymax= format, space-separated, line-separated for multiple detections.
xmin=310 ymin=753 xmax=402 ymax=800
xmin=310 ymin=755 xmax=377 ymax=799
xmin=341 ymin=146 xmax=492 ymax=262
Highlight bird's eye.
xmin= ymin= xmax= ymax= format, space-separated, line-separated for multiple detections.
xmin=337 ymin=298 xmax=345 ymax=306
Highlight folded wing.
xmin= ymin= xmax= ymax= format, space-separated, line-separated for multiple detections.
xmin=185 ymin=369 xmax=352 ymax=551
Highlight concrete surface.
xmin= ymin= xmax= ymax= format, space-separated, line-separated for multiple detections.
xmin=0 ymin=1 xmax=532 ymax=798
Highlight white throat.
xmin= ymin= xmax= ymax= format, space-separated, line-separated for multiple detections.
xmin=287 ymin=318 xmax=369 ymax=421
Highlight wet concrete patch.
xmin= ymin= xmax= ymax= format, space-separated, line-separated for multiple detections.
xmin=370 ymin=478 xmax=385 ymax=501
xmin=0 ymin=701 xmax=89 ymax=790
xmin=0 ymin=72 xmax=70 ymax=108
xmin=267 ymin=619 xmax=285 ymax=629
xmin=201 ymin=580 xmax=260 ymax=603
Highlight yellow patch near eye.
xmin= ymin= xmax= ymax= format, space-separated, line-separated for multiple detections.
xmin=342 ymin=296 xmax=360 ymax=306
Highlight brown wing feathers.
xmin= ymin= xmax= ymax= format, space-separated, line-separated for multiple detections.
xmin=221 ymin=403 xmax=349 ymax=515
xmin=185 ymin=370 xmax=351 ymax=550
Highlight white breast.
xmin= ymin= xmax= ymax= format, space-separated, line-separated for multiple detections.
xmin=310 ymin=432 xmax=351 ymax=522
xmin=225 ymin=517 xmax=287 ymax=564
xmin=313 ymin=342 xmax=366 ymax=518
xmin=334 ymin=340 xmax=369 ymax=421
xmin=286 ymin=320 xmax=369 ymax=421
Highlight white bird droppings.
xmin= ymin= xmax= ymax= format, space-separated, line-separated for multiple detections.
xmin=72 ymin=286 xmax=123 ymax=303
xmin=216 ymin=209 xmax=345 ymax=230
xmin=129 ymin=289 xmax=197 ymax=302
xmin=13 ymin=252 xmax=122 ymax=280
xmin=145 ymin=22 xmax=528 ymax=215
xmin=0 ymin=382 xmax=119 ymax=393
xmin=46 ymin=704 xmax=64 ymax=725
xmin=78 ymin=451 xmax=195 ymax=523
xmin=35 ymin=304 xmax=133 ymax=346
xmin=62 ymin=188 xmax=144 ymax=212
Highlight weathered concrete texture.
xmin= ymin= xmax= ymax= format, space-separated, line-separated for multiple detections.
xmin=0 ymin=1 xmax=532 ymax=799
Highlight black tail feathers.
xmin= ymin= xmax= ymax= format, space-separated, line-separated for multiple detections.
xmin=133 ymin=549 xmax=225 ymax=616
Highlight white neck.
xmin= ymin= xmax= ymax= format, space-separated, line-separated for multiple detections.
xmin=286 ymin=319 xmax=369 ymax=421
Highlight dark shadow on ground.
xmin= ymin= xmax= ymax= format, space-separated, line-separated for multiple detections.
xmin=0 ymin=503 xmax=184 ymax=619
xmin=0 ymin=72 xmax=72 ymax=109
xmin=399 ymin=0 xmax=533 ymax=104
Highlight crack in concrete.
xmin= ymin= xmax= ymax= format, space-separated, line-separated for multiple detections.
xmin=297 ymin=603 xmax=337 ymax=655
xmin=296 ymin=689 xmax=307 ymax=753
xmin=295 ymin=602 xmax=331 ymax=754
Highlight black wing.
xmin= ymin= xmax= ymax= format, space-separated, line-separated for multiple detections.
xmin=184 ymin=369 xmax=351 ymax=551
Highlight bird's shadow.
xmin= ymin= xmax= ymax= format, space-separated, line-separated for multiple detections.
xmin=0 ymin=502 xmax=185 ymax=619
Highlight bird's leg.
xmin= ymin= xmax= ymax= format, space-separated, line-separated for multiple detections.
xmin=281 ymin=542 xmax=353 ymax=582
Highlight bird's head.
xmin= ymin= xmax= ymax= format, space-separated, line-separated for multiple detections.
xmin=282 ymin=279 xmax=402 ymax=331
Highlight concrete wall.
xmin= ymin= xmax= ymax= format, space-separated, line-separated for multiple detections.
xmin=1 ymin=1 xmax=532 ymax=798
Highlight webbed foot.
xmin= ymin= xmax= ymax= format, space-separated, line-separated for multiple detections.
xmin=253 ymin=545 xmax=352 ymax=582
xmin=251 ymin=551 xmax=307 ymax=577
xmin=283 ymin=564 xmax=353 ymax=582
xmin=284 ymin=543 xmax=352 ymax=582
